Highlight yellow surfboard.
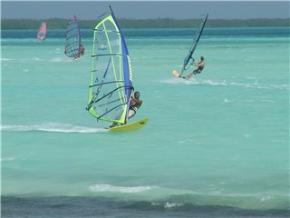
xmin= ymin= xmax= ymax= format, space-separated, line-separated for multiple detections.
xmin=109 ymin=117 xmax=148 ymax=132
xmin=172 ymin=69 xmax=181 ymax=78
xmin=172 ymin=69 xmax=194 ymax=80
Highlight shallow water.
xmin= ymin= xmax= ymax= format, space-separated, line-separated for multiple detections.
xmin=1 ymin=27 xmax=289 ymax=217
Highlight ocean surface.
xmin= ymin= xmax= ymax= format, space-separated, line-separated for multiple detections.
xmin=1 ymin=27 xmax=290 ymax=217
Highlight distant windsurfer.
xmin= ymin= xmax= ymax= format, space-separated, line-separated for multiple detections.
xmin=75 ymin=44 xmax=85 ymax=59
xmin=109 ymin=91 xmax=142 ymax=128
xmin=79 ymin=44 xmax=85 ymax=56
xmin=181 ymin=56 xmax=205 ymax=79
xmin=64 ymin=44 xmax=85 ymax=58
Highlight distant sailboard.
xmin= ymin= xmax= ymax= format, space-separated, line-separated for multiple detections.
xmin=86 ymin=6 xmax=147 ymax=132
xmin=37 ymin=22 xmax=47 ymax=41
xmin=172 ymin=14 xmax=208 ymax=78
xmin=65 ymin=16 xmax=84 ymax=59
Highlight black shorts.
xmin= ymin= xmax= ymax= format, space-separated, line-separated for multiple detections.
xmin=193 ymin=69 xmax=202 ymax=74
xmin=129 ymin=105 xmax=137 ymax=112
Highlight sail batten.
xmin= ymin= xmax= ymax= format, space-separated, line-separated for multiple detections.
xmin=94 ymin=28 xmax=121 ymax=34
xmin=91 ymin=53 xmax=123 ymax=57
xmin=89 ymin=80 xmax=125 ymax=88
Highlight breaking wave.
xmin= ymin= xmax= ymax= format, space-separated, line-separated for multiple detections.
xmin=88 ymin=183 xmax=289 ymax=210
xmin=89 ymin=184 xmax=155 ymax=194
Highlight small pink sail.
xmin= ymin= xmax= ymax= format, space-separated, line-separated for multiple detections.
xmin=37 ymin=22 xmax=47 ymax=41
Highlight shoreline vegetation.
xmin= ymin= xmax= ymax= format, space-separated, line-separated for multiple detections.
xmin=2 ymin=18 xmax=290 ymax=29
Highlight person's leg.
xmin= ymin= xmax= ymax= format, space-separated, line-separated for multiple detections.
xmin=193 ymin=69 xmax=201 ymax=75
xmin=127 ymin=109 xmax=136 ymax=120
xmin=109 ymin=121 xmax=119 ymax=128
xmin=109 ymin=111 xmax=124 ymax=128
xmin=186 ymin=72 xmax=193 ymax=79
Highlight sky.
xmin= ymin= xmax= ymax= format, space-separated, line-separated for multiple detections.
xmin=1 ymin=1 xmax=290 ymax=19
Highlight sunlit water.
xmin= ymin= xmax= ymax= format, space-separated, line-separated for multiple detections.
xmin=1 ymin=27 xmax=289 ymax=217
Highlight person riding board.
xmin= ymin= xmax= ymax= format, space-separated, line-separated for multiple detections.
xmin=79 ymin=44 xmax=85 ymax=56
xmin=64 ymin=44 xmax=85 ymax=58
xmin=127 ymin=91 xmax=142 ymax=120
xmin=109 ymin=91 xmax=143 ymax=128
xmin=181 ymin=56 xmax=205 ymax=79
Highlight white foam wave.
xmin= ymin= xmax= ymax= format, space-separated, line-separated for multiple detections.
xmin=260 ymin=195 xmax=272 ymax=202
xmin=161 ymin=78 xmax=289 ymax=90
xmin=1 ymin=123 xmax=106 ymax=133
xmin=164 ymin=202 xmax=183 ymax=208
xmin=89 ymin=184 xmax=154 ymax=193
xmin=229 ymin=81 xmax=289 ymax=90
xmin=33 ymin=57 xmax=42 ymax=61
xmin=161 ymin=78 xmax=196 ymax=85
xmin=150 ymin=201 xmax=184 ymax=209
xmin=224 ymin=98 xmax=230 ymax=103
xmin=49 ymin=56 xmax=73 ymax=62
xmin=1 ymin=58 xmax=14 ymax=61
xmin=0 ymin=157 xmax=16 ymax=162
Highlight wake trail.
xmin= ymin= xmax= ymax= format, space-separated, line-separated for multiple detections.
xmin=1 ymin=123 xmax=107 ymax=133
xmin=161 ymin=78 xmax=289 ymax=90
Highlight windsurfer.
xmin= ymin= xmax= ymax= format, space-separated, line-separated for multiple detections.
xmin=181 ymin=56 xmax=205 ymax=79
xmin=72 ymin=45 xmax=85 ymax=59
xmin=73 ymin=45 xmax=85 ymax=58
xmin=80 ymin=45 xmax=85 ymax=56
xmin=109 ymin=91 xmax=142 ymax=128
xmin=127 ymin=91 xmax=142 ymax=119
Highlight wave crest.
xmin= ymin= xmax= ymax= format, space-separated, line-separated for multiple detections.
xmin=89 ymin=184 xmax=154 ymax=193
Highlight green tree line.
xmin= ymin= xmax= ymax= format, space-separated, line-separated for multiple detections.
xmin=2 ymin=18 xmax=290 ymax=29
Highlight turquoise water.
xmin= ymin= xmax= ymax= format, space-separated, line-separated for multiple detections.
xmin=1 ymin=28 xmax=289 ymax=216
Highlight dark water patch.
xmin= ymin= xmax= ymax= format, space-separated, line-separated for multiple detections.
xmin=2 ymin=196 xmax=290 ymax=218
xmin=2 ymin=27 xmax=290 ymax=39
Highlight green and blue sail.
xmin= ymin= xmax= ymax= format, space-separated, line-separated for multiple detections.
xmin=87 ymin=7 xmax=133 ymax=125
